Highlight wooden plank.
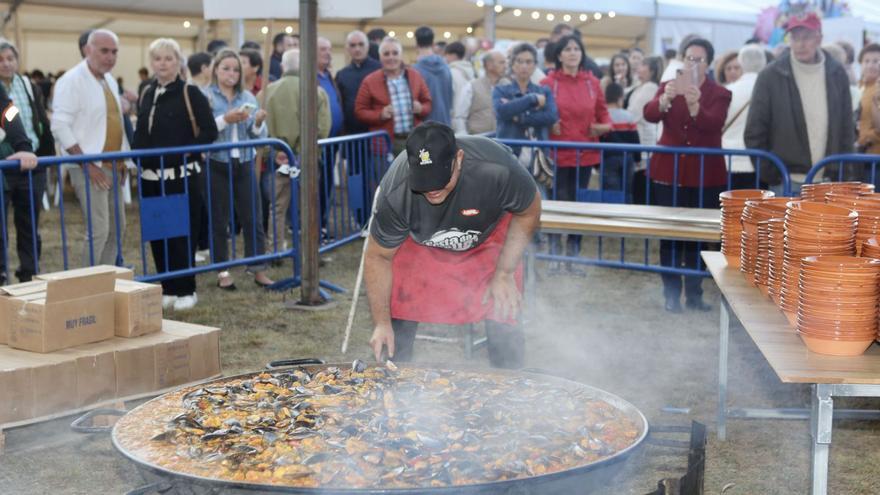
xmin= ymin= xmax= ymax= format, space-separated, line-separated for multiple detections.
xmin=541 ymin=213 xmax=720 ymax=242
xmin=703 ymin=251 xmax=880 ymax=385
xmin=542 ymin=201 xmax=721 ymax=226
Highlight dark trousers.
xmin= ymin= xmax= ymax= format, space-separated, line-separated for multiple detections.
xmin=0 ymin=171 xmax=46 ymax=282
xmin=548 ymin=166 xmax=593 ymax=256
xmin=650 ymin=181 xmax=722 ymax=302
xmin=141 ymin=173 xmax=203 ymax=297
xmin=207 ymin=159 xmax=267 ymax=271
xmin=391 ymin=319 xmax=525 ymax=369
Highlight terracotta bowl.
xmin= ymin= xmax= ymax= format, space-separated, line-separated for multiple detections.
xmin=721 ymin=189 xmax=775 ymax=202
xmin=798 ymin=334 xmax=875 ymax=356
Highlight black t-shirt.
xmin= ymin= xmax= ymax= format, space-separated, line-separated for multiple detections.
xmin=371 ymin=135 xmax=537 ymax=251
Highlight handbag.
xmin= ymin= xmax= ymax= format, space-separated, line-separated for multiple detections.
xmin=518 ymin=127 xmax=555 ymax=189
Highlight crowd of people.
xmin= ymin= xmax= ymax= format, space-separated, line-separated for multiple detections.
xmin=1 ymin=12 xmax=878 ymax=312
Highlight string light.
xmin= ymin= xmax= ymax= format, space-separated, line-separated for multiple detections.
xmin=476 ymin=0 xmax=484 ymax=7
xmin=530 ymin=11 xmax=540 ymax=20
xmin=261 ymin=26 xmax=269 ymax=34
xmin=563 ymin=14 xmax=571 ymax=22
xmin=285 ymin=26 xmax=293 ymax=34
xmin=443 ymin=31 xmax=452 ymax=39
xmin=579 ymin=13 xmax=588 ymax=22
xmin=609 ymin=11 xmax=616 ymax=18
xmin=546 ymin=13 xmax=555 ymax=21
xmin=594 ymin=12 xmax=602 ymax=20
xmin=513 ymin=8 xmax=521 ymax=16
xmin=182 ymin=20 xmax=191 ymax=28
xmin=466 ymin=26 xmax=473 ymax=34
xmin=494 ymin=4 xmax=503 ymax=13
xmin=388 ymin=30 xmax=396 ymax=37
xmin=406 ymin=31 xmax=414 ymax=38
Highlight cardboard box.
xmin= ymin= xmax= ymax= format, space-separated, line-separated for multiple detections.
xmin=113 ymin=337 xmax=157 ymax=397
xmin=0 ymin=280 xmax=46 ymax=345
xmin=57 ymin=342 xmax=117 ymax=407
xmin=115 ymin=280 xmax=163 ymax=338
xmin=162 ymin=319 xmax=222 ymax=380
xmin=36 ymin=264 xmax=133 ymax=282
xmin=0 ymin=346 xmax=78 ymax=423
xmin=7 ymin=266 xmax=116 ymax=353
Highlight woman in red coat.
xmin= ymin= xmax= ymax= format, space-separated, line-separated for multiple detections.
xmin=643 ymin=37 xmax=731 ymax=313
xmin=540 ymin=35 xmax=612 ymax=271
xmin=355 ymin=37 xmax=432 ymax=156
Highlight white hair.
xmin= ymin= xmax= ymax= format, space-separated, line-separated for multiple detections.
xmin=346 ymin=30 xmax=367 ymax=44
xmin=481 ymin=49 xmax=503 ymax=67
xmin=738 ymin=44 xmax=766 ymax=74
xmin=318 ymin=36 xmax=331 ymax=48
xmin=281 ymin=48 xmax=300 ymax=72
xmin=87 ymin=29 xmax=119 ymax=46
xmin=379 ymin=37 xmax=402 ymax=53
xmin=148 ymin=38 xmax=183 ymax=62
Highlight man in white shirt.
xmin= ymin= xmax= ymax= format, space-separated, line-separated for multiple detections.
xmin=722 ymin=44 xmax=766 ymax=175
xmin=451 ymin=50 xmax=505 ymax=135
xmin=51 ymin=29 xmax=131 ymax=267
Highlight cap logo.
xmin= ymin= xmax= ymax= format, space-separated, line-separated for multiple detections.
xmin=418 ymin=148 xmax=433 ymax=165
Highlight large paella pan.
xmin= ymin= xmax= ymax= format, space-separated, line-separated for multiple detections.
xmin=112 ymin=360 xmax=649 ymax=494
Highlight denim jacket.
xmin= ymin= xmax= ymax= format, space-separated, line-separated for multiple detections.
xmin=492 ymin=80 xmax=558 ymax=153
xmin=207 ymin=85 xmax=267 ymax=163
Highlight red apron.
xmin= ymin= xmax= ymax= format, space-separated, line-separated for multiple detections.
xmin=390 ymin=214 xmax=523 ymax=325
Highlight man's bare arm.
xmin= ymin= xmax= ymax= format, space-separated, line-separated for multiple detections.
xmin=364 ymin=235 xmax=401 ymax=360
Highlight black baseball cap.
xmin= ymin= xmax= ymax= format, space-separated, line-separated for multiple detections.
xmin=406 ymin=122 xmax=457 ymax=192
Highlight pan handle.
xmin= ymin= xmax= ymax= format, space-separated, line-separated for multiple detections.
xmin=70 ymin=408 xmax=126 ymax=434
xmin=519 ymin=367 xmax=572 ymax=379
xmin=266 ymin=358 xmax=326 ymax=370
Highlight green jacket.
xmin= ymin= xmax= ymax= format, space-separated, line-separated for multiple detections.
xmin=264 ymin=70 xmax=331 ymax=157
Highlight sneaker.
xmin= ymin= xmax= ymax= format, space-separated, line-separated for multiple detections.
xmin=162 ymin=295 xmax=178 ymax=309
xmin=174 ymin=293 xmax=198 ymax=311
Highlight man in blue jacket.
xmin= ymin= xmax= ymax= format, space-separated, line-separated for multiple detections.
xmin=335 ymin=30 xmax=381 ymax=135
xmin=414 ymin=26 xmax=453 ymax=125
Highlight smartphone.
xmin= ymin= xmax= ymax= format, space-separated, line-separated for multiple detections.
xmin=239 ymin=102 xmax=257 ymax=114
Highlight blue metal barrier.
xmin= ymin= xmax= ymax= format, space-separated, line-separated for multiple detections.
xmin=494 ymin=138 xmax=791 ymax=278
xmin=805 ymin=154 xmax=880 ymax=186
xmin=316 ymin=131 xmax=393 ymax=253
xmin=0 ymin=139 xmax=301 ymax=287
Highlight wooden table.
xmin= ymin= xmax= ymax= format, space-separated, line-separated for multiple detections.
xmin=541 ymin=200 xmax=720 ymax=242
xmin=703 ymin=251 xmax=880 ymax=495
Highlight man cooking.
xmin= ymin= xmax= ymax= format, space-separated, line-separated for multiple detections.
xmin=365 ymin=121 xmax=541 ymax=369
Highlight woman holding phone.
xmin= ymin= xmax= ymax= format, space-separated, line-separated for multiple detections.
xmin=643 ymin=37 xmax=731 ymax=314
xmin=207 ymin=48 xmax=274 ymax=290
xmin=540 ymin=35 xmax=611 ymax=273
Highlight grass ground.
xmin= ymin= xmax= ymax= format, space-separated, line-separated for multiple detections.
xmin=1 ymin=195 xmax=880 ymax=494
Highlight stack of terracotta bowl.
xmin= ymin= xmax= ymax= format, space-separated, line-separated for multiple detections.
xmin=825 ymin=193 xmax=880 ymax=256
xmin=766 ymin=218 xmax=786 ymax=304
xmin=863 ymin=236 xmax=880 ymax=259
xmin=779 ymin=201 xmax=858 ymax=325
xmin=800 ymin=182 xmax=864 ymax=202
xmin=797 ymin=255 xmax=880 ymax=356
xmin=740 ymin=198 xmax=790 ymax=286
xmin=861 ymin=183 xmax=876 ymax=195
xmin=720 ymin=189 xmax=774 ymax=266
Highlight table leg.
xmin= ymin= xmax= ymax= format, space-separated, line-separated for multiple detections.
xmin=717 ymin=297 xmax=730 ymax=441
xmin=810 ymin=384 xmax=833 ymax=495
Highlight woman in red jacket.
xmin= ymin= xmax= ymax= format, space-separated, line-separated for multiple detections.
xmin=643 ymin=37 xmax=731 ymax=313
xmin=355 ymin=37 xmax=432 ymax=156
xmin=540 ymin=35 xmax=612 ymax=271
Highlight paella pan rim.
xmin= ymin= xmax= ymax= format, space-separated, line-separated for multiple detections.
xmin=111 ymin=362 xmax=650 ymax=493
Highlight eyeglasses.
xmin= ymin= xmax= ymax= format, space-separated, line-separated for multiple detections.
xmin=348 ymin=42 xmax=365 ymax=47
xmin=684 ymin=55 xmax=707 ymax=65
xmin=513 ymin=58 xmax=535 ymax=65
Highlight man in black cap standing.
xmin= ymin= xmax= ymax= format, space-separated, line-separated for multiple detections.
xmin=365 ymin=122 xmax=541 ymax=368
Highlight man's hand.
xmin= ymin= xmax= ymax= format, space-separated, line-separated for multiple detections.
xmin=412 ymin=100 xmax=423 ymax=115
xmin=381 ymin=105 xmax=394 ymax=120
xmin=83 ymin=163 xmax=110 ymax=190
xmin=482 ymin=270 xmax=521 ymax=321
xmin=369 ymin=323 xmax=395 ymax=362
xmin=534 ymin=93 xmax=546 ymax=108
xmin=7 ymin=151 xmax=37 ymax=171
